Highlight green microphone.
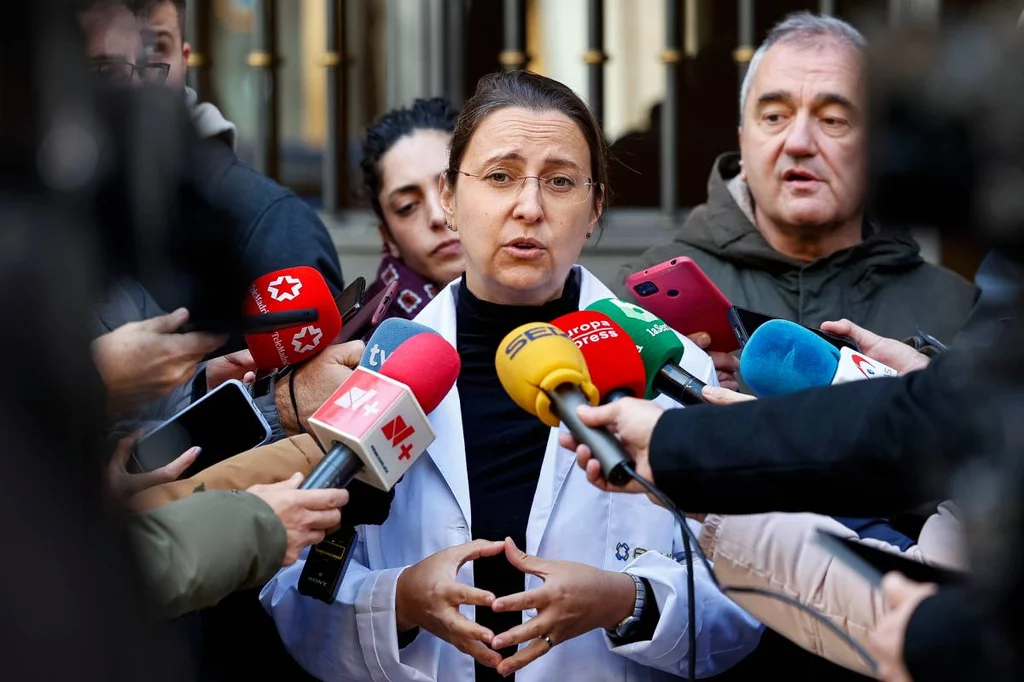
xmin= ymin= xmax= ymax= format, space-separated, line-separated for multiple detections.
xmin=586 ymin=298 xmax=708 ymax=406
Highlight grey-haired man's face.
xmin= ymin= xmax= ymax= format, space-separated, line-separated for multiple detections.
xmin=738 ymin=40 xmax=867 ymax=232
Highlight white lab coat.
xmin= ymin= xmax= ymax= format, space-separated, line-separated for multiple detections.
xmin=261 ymin=265 xmax=763 ymax=681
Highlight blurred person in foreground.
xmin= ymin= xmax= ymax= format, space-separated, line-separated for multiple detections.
xmin=359 ymin=97 xmax=465 ymax=328
xmin=138 ymin=0 xmax=237 ymax=148
xmin=78 ymin=0 xmax=359 ymax=449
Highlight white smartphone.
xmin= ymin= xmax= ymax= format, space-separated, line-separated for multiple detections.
xmin=129 ymin=379 xmax=272 ymax=476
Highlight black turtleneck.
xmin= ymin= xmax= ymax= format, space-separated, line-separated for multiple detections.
xmin=455 ymin=271 xmax=580 ymax=681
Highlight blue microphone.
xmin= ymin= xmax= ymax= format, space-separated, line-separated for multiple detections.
xmin=740 ymin=320 xmax=841 ymax=397
xmin=740 ymin=319 xmax=897 ymax=397
xmin=359 ymin=318 xmax=440 ymax=371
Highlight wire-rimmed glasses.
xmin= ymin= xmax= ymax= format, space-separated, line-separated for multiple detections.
xmin=453 ymin=168 xmax=597 ymax=205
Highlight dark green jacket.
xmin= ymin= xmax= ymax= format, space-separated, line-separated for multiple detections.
xmin=130 ymin=490 xmax=285 ymax=619
xmin=613 ymin=153 xmax=978 ymax=344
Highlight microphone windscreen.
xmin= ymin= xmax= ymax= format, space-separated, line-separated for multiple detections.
xmin=740 ymin=319 xmax=840 ymax=397
xmin=360 ymin=318 xmax=440 ymax=371
xmin=376 ymin=333 xmax=460 ymax=413
xmin=243 ymin=266 xmax=342 ymax=369
xmin=552 ymin=311 xmax=646 ymax=399
xmin=586 ymin=298 xmax=684 ymax=399
xmin=495 ymin=322 xmax=600 ymax=427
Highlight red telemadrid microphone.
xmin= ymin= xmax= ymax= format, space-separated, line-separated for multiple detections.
xmin=301 ymin=332 xmax=460 ymax=490
xmin=552 ymin=311 xmax=647 ymax=403
xmin=242 ymin=266 xmax=343 ymax=369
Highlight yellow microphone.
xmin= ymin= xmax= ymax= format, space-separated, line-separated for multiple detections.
xmin=495 ymin=322 xmax=633 ymax=485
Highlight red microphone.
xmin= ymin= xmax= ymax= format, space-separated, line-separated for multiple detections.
xmin=302 ymin=332 xmax=460 ymax=491
xmin=552 ymin=311 xmax=647 ymax=402
xmin=242 ymin=266 xmax=343 ymax=370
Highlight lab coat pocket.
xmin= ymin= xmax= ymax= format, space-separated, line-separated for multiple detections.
xmin=604 ymin=494 xmax=678 ymax=572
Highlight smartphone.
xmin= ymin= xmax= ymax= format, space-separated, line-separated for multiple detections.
xmin=129 ymin=379 xmax=271 ymax=477
xmin=625 ymin=257 xmax=738 ymax=353
xmin=814 ymin=529 xmax=965 ymax=588
xmin=728 ymin=305 xmax=861 ymax=353
xmin=334 ymin=276 xmax=367 ymax=325
xmin=335 ymin=280 xmax=399 ymax=344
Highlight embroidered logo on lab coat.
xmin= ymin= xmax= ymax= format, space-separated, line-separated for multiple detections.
xmin=615 ymin=542 xmax=630 ymax=561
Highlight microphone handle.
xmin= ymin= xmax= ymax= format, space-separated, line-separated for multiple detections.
xmin=654 ymin=363 xmax=708 ymax=406
xmin=602 ymin=388 xmax=634 ymax=404
xmin=549 ymin=384 xmax=632 ymax=486
xmin=300 ymin=442 xmax=364 ymax=490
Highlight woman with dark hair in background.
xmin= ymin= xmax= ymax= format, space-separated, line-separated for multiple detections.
xmin=360 ymin=97 xmax=465 ymax=325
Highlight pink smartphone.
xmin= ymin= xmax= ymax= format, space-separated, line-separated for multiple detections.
xmin=625 ymin=257 xmax=738 ymax=353
xmin=335 ymin=280 xmax=399 ymax=343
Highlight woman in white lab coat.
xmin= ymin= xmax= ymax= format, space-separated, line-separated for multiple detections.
xmin=262 ymin=70 xmax=763 ymax=682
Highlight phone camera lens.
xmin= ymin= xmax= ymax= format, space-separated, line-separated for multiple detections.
xmin=634 ymin=281 xmax=659 ymax=297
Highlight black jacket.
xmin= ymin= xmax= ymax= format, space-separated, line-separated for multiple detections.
xmin=648 ymin=350 xmax=979 ymax=516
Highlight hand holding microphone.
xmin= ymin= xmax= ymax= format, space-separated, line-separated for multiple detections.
xmin=557 ymin=398 xmax=665 ymax=502
xmin=300 ymin=318 xmax=453 ymax=491
xmin=741 ymin=319 xmax=899 ymax=397
xmin=246 ymin=472 xmax=349 ymax=566
xmin=820 ymin=318 xmax=931 ymax=374
xmin=495 ymin=322 xmax=634 ymax=485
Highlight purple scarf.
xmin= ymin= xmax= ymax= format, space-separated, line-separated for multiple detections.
xmin=365 ymin=249 xmax=440 ymax=322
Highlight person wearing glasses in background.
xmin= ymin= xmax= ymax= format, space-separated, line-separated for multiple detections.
xmin=137 ymin=0 xmax=238 ymax=150
xmin=262 ymin=70 xmax=763 ymax=682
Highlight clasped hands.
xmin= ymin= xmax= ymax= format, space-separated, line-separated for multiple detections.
xmin=396 ymin=538 xmax=637 ymax=677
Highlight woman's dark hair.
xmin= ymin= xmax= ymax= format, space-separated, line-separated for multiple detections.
xmin=360 ymin=97 xmax=459 ymax=223
xmin=445 ymin=70 xmax=610 ymax=208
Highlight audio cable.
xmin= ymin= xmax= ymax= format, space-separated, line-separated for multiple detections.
xmin=620 ymin=464 xmax=879 ymax=680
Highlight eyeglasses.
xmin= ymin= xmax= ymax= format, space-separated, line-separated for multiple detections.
xmin=453 ymin=168 xmax=598 ymax=205
xmin=90 ymin=59 xmax=170 ymax=86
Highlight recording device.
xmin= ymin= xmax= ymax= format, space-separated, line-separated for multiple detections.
xmin=242 ymin=266 xmax=343 ymax=370
xmin=624 ymin=257 xmax=738 ymax=353
xmin=335 ymin=276 xmax=366 ymax=325
xmin=740 ymin=319 xmax=897 ymax=398
xmin=495 ymin=322 xmax=635 ymax=485
xmin=297 ymin=329 xmax=459 ymax=603
xmin=814 ymin=529 xmax=966 ymax=588
xmin=302 ymin=325 xmax=458 ymax=491
xmin=728 ymin=305 xmax=860 ymax=352
xmin=335 ymin=280 xmax=399 ymax=344
xmin=588 ymin=298 xmax=708 ymax=406
xmin=552 ymin=311 xmax=647 ymax=403
xmin=129 ymin=379 xmax=271 ymax=476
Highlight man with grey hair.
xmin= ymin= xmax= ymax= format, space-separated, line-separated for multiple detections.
xmin=614 ymin=11 xmax=976 ymax=356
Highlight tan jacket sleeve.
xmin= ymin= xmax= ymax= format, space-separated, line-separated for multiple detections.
xmin=699 ymin=513 xmax=895 ymax=676
xmin=130 ymin=490 xmax=285 ymax=619
xmin=129 ymin=435 xmax=325 ymax=513
xmin=699 ymin=508 xmax=966 ymax=675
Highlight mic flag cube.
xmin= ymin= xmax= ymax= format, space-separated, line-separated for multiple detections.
xmin=308 ymin=367 xmax=435 ymax=491
xmin=243 ymin=266 xmax=342 ymax=369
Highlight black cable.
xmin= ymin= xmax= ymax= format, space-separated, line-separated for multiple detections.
xmin=621 ymin=465 xmax=879 ymax=677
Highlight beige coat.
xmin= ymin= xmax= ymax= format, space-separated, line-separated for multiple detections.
xmin=699 ymin=503 xmax=966 ymax=676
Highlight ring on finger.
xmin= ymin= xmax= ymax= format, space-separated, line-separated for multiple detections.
xmin=540 ymin=634 xmax=554 ymax=648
